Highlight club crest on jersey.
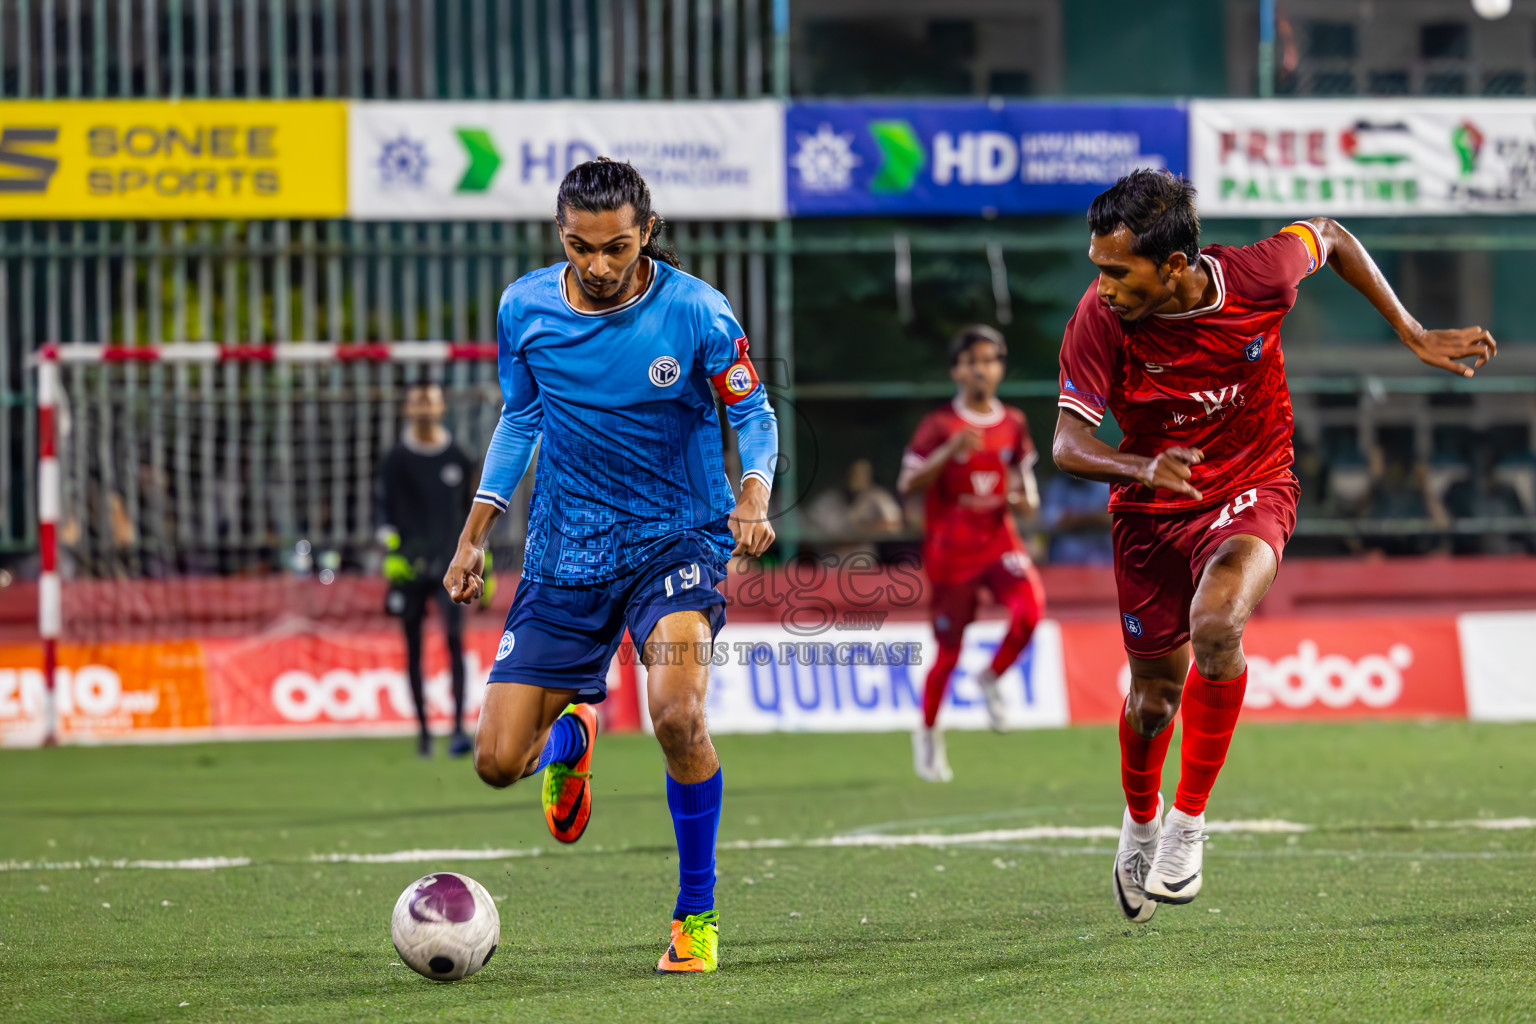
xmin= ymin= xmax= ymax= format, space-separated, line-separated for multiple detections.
xmin=496 ymin=630 xmax=515 ymax=661
xmin=1245 ymin=335 xmax=1264 ymax=362
xmin=1122 ymin=614 xmax=1144 ymax=638
xmin=440 ymin=463 xmax=464 ymax=487
xmin=648 ymin=355 xmax=681 ymax=388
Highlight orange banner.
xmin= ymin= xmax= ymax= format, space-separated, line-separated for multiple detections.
xmin=1061 ymin=615 xmax=1467 ymax=723
xmin=0 ymin=641 xmax=211 ymax=745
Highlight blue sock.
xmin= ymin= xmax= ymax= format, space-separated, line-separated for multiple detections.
xmin=667 ymin=768 xmax=723 ymax=921
xmin=533 ymin=714 xmax=587 ymax=772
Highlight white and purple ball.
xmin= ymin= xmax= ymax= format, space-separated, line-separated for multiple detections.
xmin=390 ymin=872 xmax=500 ymax=982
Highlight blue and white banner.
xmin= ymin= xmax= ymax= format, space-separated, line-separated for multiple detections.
xmin=349 ymin=101 xmax=786 ymax=220
xmin=786 ymin=102 xmax=1187 ymax=217
xmin=638 ymin=621 xmax=1069 ymax=734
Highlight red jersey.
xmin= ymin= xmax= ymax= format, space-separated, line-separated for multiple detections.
xmin=1057 ymin=222 xmax=1328 ymax=514
xmin=903 ymin=398 xmax=1035 ymax=583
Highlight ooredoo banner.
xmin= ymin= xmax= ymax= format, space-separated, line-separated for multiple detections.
xmin=1191 ymin=99 xmax=1536 ymax=216
xmin=0 ymin=101 xmax=347 ymax=218
xmin=1060 ymin=616 xmax=1467 ymax=723
xmin=202 ymin=629 xmax=496 ymax=735
xmin=348 ymin=101 xmax=786 ymax=220
xmin=786 ymin=101 xmax=1186 ymax=216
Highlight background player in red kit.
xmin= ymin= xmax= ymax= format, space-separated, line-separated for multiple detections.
xmin=1053 ymin=170 xmax=1497 ymax=921
xmin=899 ymin=325 xmax=1044 ymax=783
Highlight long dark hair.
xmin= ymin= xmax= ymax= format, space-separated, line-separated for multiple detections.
xmin=555 ymin=158 xmax=682 ymax=269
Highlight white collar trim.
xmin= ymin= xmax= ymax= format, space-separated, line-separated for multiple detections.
xmin=1153 ymin=254 xmax=1226 ymax=320
xmin=401 ymin=427 xmax=451 ymax=456
xmin=559 ymin=257 xmax=657 ymax=317
xmin=952 ymin=396 xmax=1006 ymax=428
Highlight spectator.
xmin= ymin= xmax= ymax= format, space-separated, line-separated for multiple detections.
xmin=805 ymin=458 xmax=904 ymax=551
xmin=1039 ymin=472 xmax=1113 ymax=566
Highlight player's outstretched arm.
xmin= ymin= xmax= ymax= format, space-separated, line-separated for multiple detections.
xmin=1308 ymin=217 xmax=1497 ymax=378
xmin=1051 ymin=409 xmax=1205 ymax=501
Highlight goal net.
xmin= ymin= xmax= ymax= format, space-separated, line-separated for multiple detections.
xmin=16 ymin=343 xmax=533 ymax=746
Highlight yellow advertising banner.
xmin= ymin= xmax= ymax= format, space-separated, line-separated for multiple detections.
xmin=0 ymin=100 xmax=346 ymax=218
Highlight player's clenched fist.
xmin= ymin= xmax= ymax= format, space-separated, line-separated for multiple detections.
xmin=443 ymin=542 xmax=486 ymax=604
xmin=1140 ymin=446 xmax=1205 ymax=501
xmin=729 ymin=477 xmax=775 ymax=557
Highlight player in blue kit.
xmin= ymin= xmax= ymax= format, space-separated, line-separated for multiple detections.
xmin=443 ymin=159 xmax=778 ymax=974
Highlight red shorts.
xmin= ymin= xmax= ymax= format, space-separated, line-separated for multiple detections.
xmin=928 ymin=550 xmax=1045 ymax=647
xmin=1111 ymin=474 xmax=1299 ymax=658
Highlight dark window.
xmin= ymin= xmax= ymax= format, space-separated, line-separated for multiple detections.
xmin=1311 ymin=71 xmax=1358 ymax=94
xmin=986 ymin=70 xmax=1033 ymax=96
xmin=1425 ymin=71 xmax=1468 ymax=94
xmin=1368 ymin=70 xmax=1410 ymax=94
xmin=1403 ymin=251 xmax=1462 ymax=327
xmin=1483 ymin=70 xmax=1526 ymax=95
xmin=1306 ymin=20 xmax=1357 ymax=59
xmin=927 ymin=20 xmax=976 ymax=61
xmin=1421 ymin=22 xmax=1470 ymax=60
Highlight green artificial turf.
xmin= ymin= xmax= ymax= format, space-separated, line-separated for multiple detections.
xmin=2 ymin=721 xmax=1534 ymax=1023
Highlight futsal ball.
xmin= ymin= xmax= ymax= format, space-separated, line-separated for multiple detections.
xmin=390 ymin=872 xmax=500 ymax=981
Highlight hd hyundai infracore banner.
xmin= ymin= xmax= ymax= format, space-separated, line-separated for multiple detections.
xmin=785 ymin=101 xmax=1187 ymax=216
xmin=347 ymin=100 xmax=787 ymax=220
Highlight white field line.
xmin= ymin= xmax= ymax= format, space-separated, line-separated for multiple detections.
xmin=1 ymin=818 xmax=1531 ymax=873
xmin=309 ymin=848 xmax=542 ymax=864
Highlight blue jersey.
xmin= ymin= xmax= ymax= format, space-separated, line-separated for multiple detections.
xmin=475 ymin=258 xmax=779 ymax=585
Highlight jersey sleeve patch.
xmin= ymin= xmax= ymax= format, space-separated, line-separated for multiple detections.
xmin=1058 ymin=377 xmax=1106 ymax=426
xmin=1280 ymin=222 xmax=1327 ymax=277
xmin=711 ymin=355 xmax=761 ymax=405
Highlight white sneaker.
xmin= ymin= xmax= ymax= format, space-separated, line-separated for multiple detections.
xmin=1112 ymin=796 xmax=1163 ymax=923
xmin=911 ymin=726 xmax=953 ymax=783
xmin=975 ymin=668 xmax=1007 ymax=733
xmin=1145 ymin=807 xmax=1207 ymax=904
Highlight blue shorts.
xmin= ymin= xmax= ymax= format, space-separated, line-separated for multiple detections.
xmin=488 ymin=531 xmax=729 ymax=702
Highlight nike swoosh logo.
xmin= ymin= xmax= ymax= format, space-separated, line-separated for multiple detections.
xmin=1162 ymin=871 xmax=1200 ymax=892
xmin=666 ymin=945 xmax=695 ymax=965
xmin=551 ymin=786 xmax=586 ymax=834
xmin=1113 ymin=868 xmax=1141 ymax=919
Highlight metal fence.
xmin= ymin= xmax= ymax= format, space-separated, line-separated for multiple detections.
xmin=0 ymin=0 xmax=794 ymax=554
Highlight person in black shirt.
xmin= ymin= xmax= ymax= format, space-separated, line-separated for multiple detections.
xmin=379 ymin=381 xmax=479 ymax=758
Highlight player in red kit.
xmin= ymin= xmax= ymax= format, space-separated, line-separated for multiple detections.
xmin=899 ymin=325 xmax=1044 ymax=783
xmin=1053 ymin=170 xmax=1496 ymax=920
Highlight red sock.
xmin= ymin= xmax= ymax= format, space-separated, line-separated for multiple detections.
xmin=1119 ymin=705 xmax=1173 ymax=823
xmin=922 ymin=643 xmax=963 ymax=728
xmin=989 ymin=590 xmax=1042 ymax=677
xmin=1174 ymin=664 xmax=1248 ymax=817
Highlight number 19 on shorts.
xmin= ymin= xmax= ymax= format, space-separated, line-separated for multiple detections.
xmin=662 ymin=563 xmax=702 ymax=597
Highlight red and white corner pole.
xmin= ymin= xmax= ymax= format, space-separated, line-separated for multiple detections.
xmin=36 ymin=345 xmax=61 ymax=747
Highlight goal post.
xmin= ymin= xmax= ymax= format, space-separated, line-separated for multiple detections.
xmin=22 ymin=341 xmax=644 ymax=747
